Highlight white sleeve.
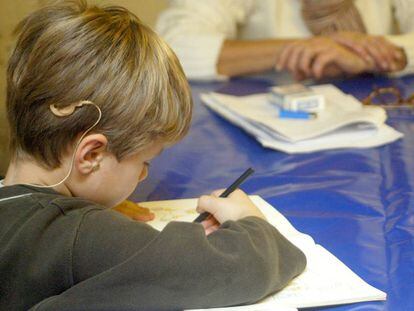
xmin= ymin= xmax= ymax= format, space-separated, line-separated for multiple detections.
xmin=386 ymin=0 xmax=414 ymax=75
xmin=156 ymin=0 xmax=254 ymax=80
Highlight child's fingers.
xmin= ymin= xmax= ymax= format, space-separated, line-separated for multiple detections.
xmin=197 ymin=195 xmax=221 ymax=214
xmin=201 ymin=215 xmax=220 ymax=235
xmin=197 ymin=189 xmax=263 ymax=223
xmin=196 ymin=195 xmax=207 ymax=213
xmin=211 ymin=189 xmax=226 ymax=197
xmin=201 ymin=215 xmax=215 ymax=227
xmin=205 ymin=224 xmax=220 ymax=235
xmin=201 ymin=215 xmax=219 ymax=230
xmin=210 ymin=188 xmax=249 ymax=199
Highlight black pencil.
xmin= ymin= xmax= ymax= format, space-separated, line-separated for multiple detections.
xmin=193 ymin=167 xmax=255 ymax=223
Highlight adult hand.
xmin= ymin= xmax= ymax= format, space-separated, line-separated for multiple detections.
xmin=276 ymin=36 xmax=373 ymax=80
xmin=112 ymin=200 xmax=155 ymax=222
xmin=197 ymin=189 xmax=265 ymax=235
xmin=330 ymin=31 xmax=406 ymax=72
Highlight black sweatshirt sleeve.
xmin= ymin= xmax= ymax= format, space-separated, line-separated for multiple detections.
xmin=31 ymin=210 xmax=306 ymax=311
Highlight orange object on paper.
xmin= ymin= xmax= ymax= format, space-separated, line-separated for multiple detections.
xmin=113 ymin=200 xmax=155 ymax=222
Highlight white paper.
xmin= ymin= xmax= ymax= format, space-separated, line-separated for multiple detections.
xmin=257 ymin=124 xmax=403 ymax=153
xmin=141 ymin=196 xmax=386 ymax=310
xmin=188 ymin=305 xmax=296 ymax=311
xmin=201 ymin=85 xmax=403 ymax=153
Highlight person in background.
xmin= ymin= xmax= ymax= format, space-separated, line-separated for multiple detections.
xmin=0 ymin=1 xmax=306 ymax=310
xmin=156 ymin=0 xmax=414 ymax=80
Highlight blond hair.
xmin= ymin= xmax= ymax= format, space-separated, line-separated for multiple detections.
xmin=7 ymin=0 xmax=192 ymax=168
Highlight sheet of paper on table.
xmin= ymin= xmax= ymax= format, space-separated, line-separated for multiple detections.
xmin=141 ymin=196 xmax=386 ymax=311
xmin=201 ymin=84 xmax=403 ymax=153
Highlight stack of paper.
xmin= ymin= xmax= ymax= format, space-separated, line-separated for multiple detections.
xmin=201 ymin=85 xmax=403 ymax=153
xmin=142 ymin=196 xmax=386 ymax=311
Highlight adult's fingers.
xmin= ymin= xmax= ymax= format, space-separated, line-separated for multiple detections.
xmin=374 ymin=37 xmax=403 ymax=70
xmin=276 ymin=42 xmax=299 ymax=71
xmin=367 ymin=37 xmax=395 ymax=70
xmin=348 ymin=37 xmax=396 ymax=71
xmin=286 ymin=43 xmax=305 ymax=74
xmin=299 ymin=46 xmax=318 ymax=76
xmin=334 ymin=34 xmax=396 ymax=71
xmin=312 ymin=52 xmax=337 ymax=79
xmin=333 ymin=37 xmax=374 ymax=64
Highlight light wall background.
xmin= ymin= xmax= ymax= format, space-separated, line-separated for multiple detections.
xmin=0 ymin=0 xmax=167 ymax=174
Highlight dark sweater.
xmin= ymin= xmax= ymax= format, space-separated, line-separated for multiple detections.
xmin=0 ymin=185 xmax=306 ymax=311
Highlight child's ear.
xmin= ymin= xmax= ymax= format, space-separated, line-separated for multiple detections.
xmin=75 ymin=134 xmax=108 ymax=175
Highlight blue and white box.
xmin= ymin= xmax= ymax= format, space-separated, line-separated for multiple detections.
xmin=269 ymin=84 xmax=325 ymax=112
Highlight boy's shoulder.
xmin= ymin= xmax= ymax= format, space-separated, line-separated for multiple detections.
xmin=0 ymin=184 xmax=116 ymax=256
xmin=0 ymin=184 xmax=105 ymax=218
xmin=37 ymin=191 xmax=105 ymax=215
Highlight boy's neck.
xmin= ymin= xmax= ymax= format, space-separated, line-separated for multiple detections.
xmin=4 ymin=158 xmax=73 ymax=196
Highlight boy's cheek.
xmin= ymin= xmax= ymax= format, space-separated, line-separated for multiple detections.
xmin=137 ymin=166 xmax=149 ymax=182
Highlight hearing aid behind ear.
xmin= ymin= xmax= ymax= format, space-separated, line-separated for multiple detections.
xmin=49 ymin=100 xmax=95 ymax=117
xmin=19 ymin=100 xmax=103 ymax=189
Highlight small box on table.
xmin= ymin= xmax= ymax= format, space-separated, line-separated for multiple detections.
xmin=269 ymin=84 xmax=325 ymax=112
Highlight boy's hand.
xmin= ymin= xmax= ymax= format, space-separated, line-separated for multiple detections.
xmin=201 ymin=215 xmax=221 ymax=235
xmin=112 ymin=200 xmax=155 ymax=222
xmin=197 ymin=189 xmax=265 ymax=233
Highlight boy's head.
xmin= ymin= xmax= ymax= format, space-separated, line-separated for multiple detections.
xmin=6 ymin=0 xmax=192 ymax=206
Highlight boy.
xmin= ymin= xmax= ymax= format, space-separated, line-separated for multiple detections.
xmin=0 ymin=1 xmax=306 ymax=310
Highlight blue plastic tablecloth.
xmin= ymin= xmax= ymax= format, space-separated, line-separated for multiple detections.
xmin=131 ymin=73 xmax=414 ymax=311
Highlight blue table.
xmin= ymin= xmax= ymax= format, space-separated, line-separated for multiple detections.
xmin=130 ymin=73 xmax=414 ymax=311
